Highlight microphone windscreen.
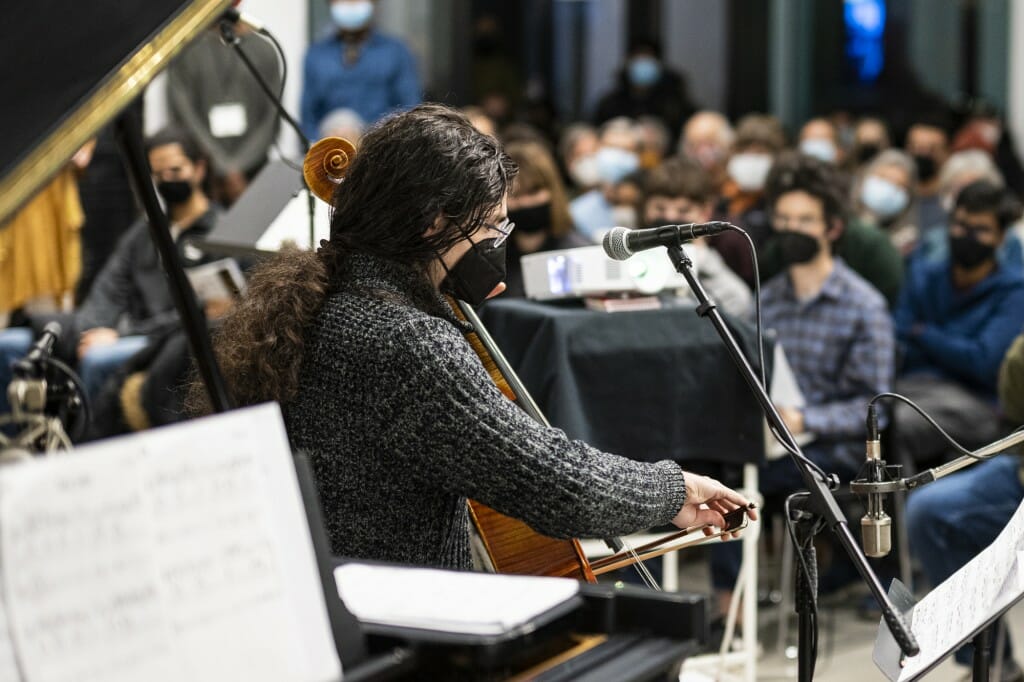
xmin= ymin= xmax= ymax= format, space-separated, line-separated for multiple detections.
xmin=602 ymin=227 xmax=632 ymax=261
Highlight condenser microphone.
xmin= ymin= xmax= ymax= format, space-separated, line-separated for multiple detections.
xmin=861 ymin=404 xmax=892 ymax=558
xmin=602 ymin=222 xmax=732 ymax=261
xmin=12 ymin=321 xmax=62 ymax=380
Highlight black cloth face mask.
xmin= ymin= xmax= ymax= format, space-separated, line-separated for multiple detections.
xmin=775 ymin=231 xmax=821 ymax=266
xmin=913 ymin=154 xmax=938 ymax=182
xmin=157 ymin=179 xmax=194 ymax=206
xmin=949 ymin=232 xmax=996 ymax=269
xmin=508 ymin=203 xmax=550 ymax=235
xmin=442 ymin=237 xmax=508 ymax=305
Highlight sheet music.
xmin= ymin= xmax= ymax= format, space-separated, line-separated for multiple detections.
xmin=335 ymin=563 xmax=579 ymax=636
xmin=255 ymin=190 xmax=331 ymax=251
xmin=764 ymin=342 xmax=816 ymax=459
xmin=880 ymin=495 xmax=1024 ymax=680
xmin=0 ymin=453 xmax=182 ymax=682
xmin=0 ymin=404 xmax=341 ymax=682
xmin=0 ymin=595 xmax=20 ymax=682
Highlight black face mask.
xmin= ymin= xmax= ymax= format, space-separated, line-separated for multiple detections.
xmin=949 ymin=233 xmax=996 ymax=270
xmin=775 ymin=231 xmax=821 ymax=266
xmin=442 ymin=237 xmax=507 ymax=305
xmin=157 ymin=179 xmax=194 ymax=206
xmin=856 ymin=144 xmax=880 ymax=164
xmin=913 ymin=154 xmax=938 ymax=182
xmin=508 ymin=203 xmax=550 ymax=235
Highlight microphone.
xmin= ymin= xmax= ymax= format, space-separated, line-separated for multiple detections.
xmin=602 ymin=222 xmax=732 ymax=261
xmin=861 ymin=404 xmax=891 ymax=558
xmin=12 ymin=322 xmax=62 ymax=380
xmin=219 ymin=6 xmax=268 ymax=34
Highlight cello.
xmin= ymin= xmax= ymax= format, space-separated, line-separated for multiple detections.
xmin=302 ymin=137 xmax=748 ymax=588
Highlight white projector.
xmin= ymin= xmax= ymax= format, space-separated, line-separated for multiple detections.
xmin=521 ymin=245 xmax=696 ymax=301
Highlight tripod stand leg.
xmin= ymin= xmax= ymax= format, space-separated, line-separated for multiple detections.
xmin=974 ymin=625 xmax=992 ymax=682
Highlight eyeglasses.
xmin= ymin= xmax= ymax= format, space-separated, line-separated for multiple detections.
xmin=772 ymin=215 xmax=824 ymax=232
xmin=490 ymin=217 xmax=516 ymax=247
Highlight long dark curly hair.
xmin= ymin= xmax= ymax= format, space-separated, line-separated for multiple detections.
xmin=193 ymin=104 xmax=517 ymax=412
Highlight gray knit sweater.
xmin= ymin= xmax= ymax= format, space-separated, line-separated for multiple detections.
xmin=286 ymin=252 xmax=688 ymax=570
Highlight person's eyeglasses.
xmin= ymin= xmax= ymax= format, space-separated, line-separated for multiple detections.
xmin=772 ymin=215 xmax=823 ymax=232
xmin=490 ymin=217 xmax=516 ymax=247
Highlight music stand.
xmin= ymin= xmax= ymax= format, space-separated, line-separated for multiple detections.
xmin=199 ymin=160 xmax=331 ymax=258
xmin=873 ymin=497 xmax=1024 ymax=681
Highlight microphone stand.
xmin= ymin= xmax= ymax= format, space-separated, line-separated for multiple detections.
xmin=663 ymin=243 xmax=919 ymax=681
xmin=851 ymin=427 xmax=1024 ymax=682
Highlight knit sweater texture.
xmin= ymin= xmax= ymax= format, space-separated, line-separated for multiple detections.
xmin=285 ymin=252 xmax=688 ymax=570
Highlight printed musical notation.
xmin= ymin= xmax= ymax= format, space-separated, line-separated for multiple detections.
xmin=0 ymin=404 xmax=341 ymax=682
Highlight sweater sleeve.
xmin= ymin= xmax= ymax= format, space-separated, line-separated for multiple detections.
xmin=376 ymin=316 xmax=688 ymax=540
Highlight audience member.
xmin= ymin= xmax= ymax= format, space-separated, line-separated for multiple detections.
xmin=569 ymin=117 xmax=643 ymax=239
xmin=167 ymin=29 xmax=281 ymax=206
xmin=640 ymin=158 xmax=751 ymax=316
xmin=0 ymin=128 xmax=222 ymax=415
xmin=854 ymin=149 xmax=918 ymax=255
xmin=893 ymin=180 xmax=1024 ymax=469
xmin=300 ymin=0 xmax=421 ymax=140
xmin=953 ymin=100 xmax=1024 ymax=195
xmin=0 ymin=148 xmax=89 ymax=321
xmin=461 ymin=105 xmax=497 ymax=139
xmin=636 ymin=116 xmax=671 ymax=170
xmin=593 ymin=37 xmax=696 ymax=145
xmin=904 ymin=329 xmax=1024 ymax=680
xmin=713 ymin=113 xmax=787 ymax=285
xmin=319 ymin=107 xmax=367 ymax=142
xmin=905 ymin=115 xmax=952 ymax=234
xmin=76 ymin=114 xmax=140 ymax=305
xmin=500 ymin=141 xmax=590 ymax=298
xmin=559 ymin=123 xmax=601 ymax=193
xmin=851 ymin=116 xmax=891 ymax=169
xmin=915 ymin=150 xmax=1022 ymax=271
xmin=798 ymin=117 xmax=843 ymax=166
xmin=679 ymin=110 xmax=734 ymax=192
xmin=710 ymin=152 xmax=894 ymax=611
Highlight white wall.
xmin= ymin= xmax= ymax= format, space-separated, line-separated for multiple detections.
xmin=1009 ymin=0 xmax=1024 ymax=161
xmin=661 ymin=0 xmax=727 ymax=115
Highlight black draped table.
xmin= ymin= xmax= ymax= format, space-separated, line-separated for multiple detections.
xmin=477 ymin=298 xmax=767 ymax=466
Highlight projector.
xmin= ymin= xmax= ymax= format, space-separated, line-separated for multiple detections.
xmin=521 ymin=245 xmax=696 ymax=301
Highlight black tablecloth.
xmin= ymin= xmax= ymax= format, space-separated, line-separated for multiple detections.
xmin=477 ymin=298 xmax=768 ymax=466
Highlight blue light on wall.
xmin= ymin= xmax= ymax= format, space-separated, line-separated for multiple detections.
xmin=844 ymin=0 xmax=886 ymax=83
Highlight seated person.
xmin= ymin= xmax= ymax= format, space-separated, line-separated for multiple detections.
xmin=679 ymin=110 xmax=735 ymax=193
xmin=760 ymin=154 xmax=905 ymax=307
xmin=797 ymin=117 xmax=843 ymax=166
xmin=501 ymin=140 xmax=589 ymax=298
xmin=905 ymin=330 xmax=1024 ymax=679
xmin=710 ymin=153 xmax=894 ymax=608
xmin=640 ymin=158 xmax=752 ymax=317
xmin=0 ymin=127 xmax=220 ymax=417
xmin=569 ymin=117 xmax=643 ymax=240
xmin=712 ymin=113 xmax=787 ymax=286
xmin=853 ymin=149 xmax=919 ymax=257
xmin=893 ymin=181 xmax=1024 ymax=469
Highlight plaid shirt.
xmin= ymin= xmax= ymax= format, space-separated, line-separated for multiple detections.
xmin=762 ymin=259 xmax=895 ymax=449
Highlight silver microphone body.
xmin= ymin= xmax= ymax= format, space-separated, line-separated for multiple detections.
xmin=602 ymin=222 xmax=731 ymax=261
xmin=861 ymin=437 xmax=892 ymax=558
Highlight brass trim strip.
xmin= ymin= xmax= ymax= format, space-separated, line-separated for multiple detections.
xmin=0 ymin=0 xmax=231 ymax=225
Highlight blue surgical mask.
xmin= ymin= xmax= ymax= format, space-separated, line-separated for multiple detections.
xmin=628 ymin=57 xmax=661 ymax=88
xmin=860 ymin=175 xmax=909 ymax=221
xmin=799 ymin=138 xmax=838 ymax=164
xmin=595 ymin=147 xmax=640 ymax=184
xmin=331 ymin=0 xmax=374 ymax=31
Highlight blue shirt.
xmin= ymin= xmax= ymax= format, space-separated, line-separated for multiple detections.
xmin=300 ymin=31 xmax=421 ymax=140
xmin=894 ymin=258 xmax=1024 ymax=398
xmin=569 ymin=189 xmax=614 ymax=242
xmin=763 ymin=259 xmax=895 ymax=451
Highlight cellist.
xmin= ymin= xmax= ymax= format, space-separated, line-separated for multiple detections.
xmin=204 ymin=103 xmax=756 ymax=570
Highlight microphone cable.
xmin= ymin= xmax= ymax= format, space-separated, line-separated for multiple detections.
xmin=729 ymin=224 xmax=831 ymax=484
xmin=867 ymin=392 xmax=1023 ymax=462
